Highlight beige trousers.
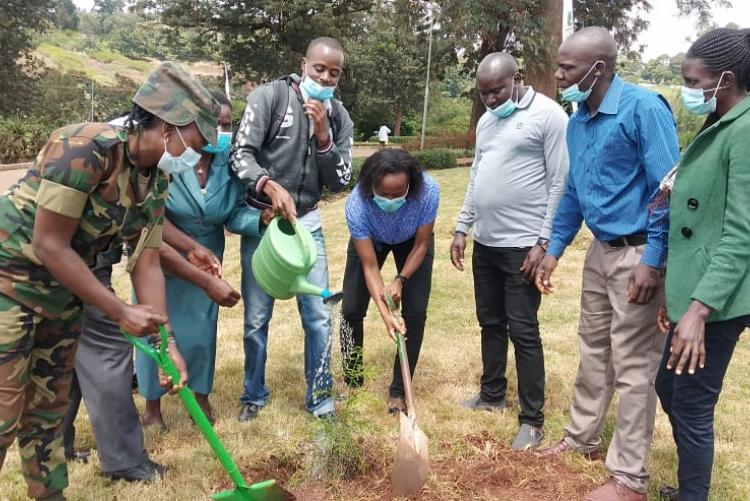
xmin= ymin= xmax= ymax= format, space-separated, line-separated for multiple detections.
xmin=563 ymin=240 xmax=665 ymax=493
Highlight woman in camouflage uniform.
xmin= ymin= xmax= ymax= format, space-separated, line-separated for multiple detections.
xmin=0 ymin=62 xmax=218 ymax=501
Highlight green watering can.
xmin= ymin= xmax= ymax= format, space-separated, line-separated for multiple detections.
xmin=122 ymin=325 xmax=295 ymax=501
xmin=251 ymin=217 xmax=343 ymax=304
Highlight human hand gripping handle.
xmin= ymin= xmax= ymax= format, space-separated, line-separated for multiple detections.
xmin=383 ymin=293 xmax=407 ymax=342
xmin=116 ymin=303 xmax=167 ymax=336
xmin=263 ymin=180 xmax=297 ymax=221
xmin=121 ymin=325 xmax=188 ymax=394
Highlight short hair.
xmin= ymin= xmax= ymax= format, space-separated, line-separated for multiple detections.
xmin=357 ymin=149 xmax=423 ymax=199
xmin=687 ymin=28 xmax=750 ymax=91
xmin=210 ymin=90 xmax=231 ymax=108
xmin=306 ymin=37 xmax=344 ymax=57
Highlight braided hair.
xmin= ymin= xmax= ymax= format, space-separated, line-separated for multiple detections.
xmin=124 ymin=103 xmax=158 ymax=132
xmin=687 ymin=27 xmax=750 ymax=91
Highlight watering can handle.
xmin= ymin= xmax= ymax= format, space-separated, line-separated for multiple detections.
xmin=385 ymin=293 xmax=417 ymax=419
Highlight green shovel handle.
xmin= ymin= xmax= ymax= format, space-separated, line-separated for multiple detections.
xmin=121 ymin=325 xmax=249 ymax=491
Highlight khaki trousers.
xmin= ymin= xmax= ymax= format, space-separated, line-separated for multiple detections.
xmin=563 ymin=240 xmax=665 ymax=493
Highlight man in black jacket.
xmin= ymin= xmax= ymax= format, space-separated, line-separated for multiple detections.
xmin=231 ymin=37 xmax=353 ymax=421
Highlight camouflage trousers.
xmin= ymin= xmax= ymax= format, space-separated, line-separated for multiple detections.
xmin=0 ymin=293 xmax=81 ymax=499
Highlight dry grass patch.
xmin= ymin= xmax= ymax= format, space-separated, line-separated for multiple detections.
xmin=0 ymin=167 xmax=748 ymax=500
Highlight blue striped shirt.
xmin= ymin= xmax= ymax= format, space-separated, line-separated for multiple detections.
xmin=547 ymin=76 xmax=679 ymax=268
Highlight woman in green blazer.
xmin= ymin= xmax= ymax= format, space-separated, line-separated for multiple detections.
xmin=655 ymin=28 xmax=750 ymax=501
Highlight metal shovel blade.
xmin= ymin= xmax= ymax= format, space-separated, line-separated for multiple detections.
xmin=211 ymin=480 xmax=296 ymax=501
xmin=392 ymin=412 xmax=429 ymax=497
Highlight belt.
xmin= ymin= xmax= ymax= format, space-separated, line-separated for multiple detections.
xmin=604 ymin=234 xmax=647 ymax=247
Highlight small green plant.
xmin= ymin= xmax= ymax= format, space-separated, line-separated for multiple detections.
xmin=305 ymin=309 xmax=378 ymax=482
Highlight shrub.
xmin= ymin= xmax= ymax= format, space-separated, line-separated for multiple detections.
xmin=401 ymin=131 xmax=475 ymax=152
xmin=411 ymin=148 xmax=458 ymax=170
xmin=365 ymin=135 xmax=417 ymax=144
xmin=0 ymin=118 xmax=54 ymax=164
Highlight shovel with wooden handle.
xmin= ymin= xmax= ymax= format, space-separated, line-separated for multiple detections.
xmin=385 ymin=294 xmax=430 ymax=497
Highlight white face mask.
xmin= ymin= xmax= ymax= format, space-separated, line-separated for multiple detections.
xmin=157 ymin=126 xmax=201 ymax=174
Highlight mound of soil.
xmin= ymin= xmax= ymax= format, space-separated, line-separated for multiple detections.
xmin=222 ymin=432 xmax=601 ymax=500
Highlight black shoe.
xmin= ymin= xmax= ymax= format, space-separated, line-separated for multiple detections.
xmin=104 ymin=460 xmax=167 ymax=483
xmin=65 ymin=450 xmax=91 ymax=463
xmin=460 ymin=394 xmax=506 ymax=412
xmin=659 ymin=485 xmax=679 ymax=501
xmin=238 ymin=403 xmax=261 ymax=422
xmin=34 ymin=491 xmax=67 ymax=501
xmin=315 ymin=410 xmax=336 ymax=421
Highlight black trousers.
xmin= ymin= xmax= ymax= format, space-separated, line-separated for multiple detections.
xmin=341 ymin=235 xmax=434 ymax=398
xmin=656 ymin=316 xmax=747 ymax=501
xmin=473 ymin=243 xmax=544 ymax=427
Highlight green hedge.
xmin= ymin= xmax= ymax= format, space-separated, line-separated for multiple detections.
xmin=365 ymin=135 xmax=416 ymax=144
xmin=411 ymin=148 xmax=458 ymax=170
xmin=0 ymin=119 xmax=55 ymax=164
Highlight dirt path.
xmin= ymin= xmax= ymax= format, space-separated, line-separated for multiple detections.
xmin=0 ymin=168 xmax=25 ymax=193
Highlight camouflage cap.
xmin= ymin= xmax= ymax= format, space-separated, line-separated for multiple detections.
xmin=133 ymin=61 xmax=219 ymax=146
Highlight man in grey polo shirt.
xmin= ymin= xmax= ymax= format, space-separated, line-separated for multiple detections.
xmin=450 ymin=52 xmax=569 ymax=450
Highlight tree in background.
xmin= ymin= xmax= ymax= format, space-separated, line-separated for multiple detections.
xmin=93 ymin=0 xmax=126 ymax=15
xmin=53 ymin=0 xmax=79 ymax=30
xmin=438 ymin=0 xmax=551 ymax=128
xmin=135 ymin=0 xmax=374 ymax=80
xmin=0 ymin=0 xmax=54 ymax=115
xmin=440 ymin=0 xmax=731 ymax=130
xmin=345 ymin=0 xmax=455 ymax=137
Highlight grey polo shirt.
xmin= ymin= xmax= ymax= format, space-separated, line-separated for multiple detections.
xmin=456 ymin=87 xmax=570 ymax=248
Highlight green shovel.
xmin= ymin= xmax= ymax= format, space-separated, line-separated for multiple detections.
xmin=122 ymin=325 xmax=295 ymax=501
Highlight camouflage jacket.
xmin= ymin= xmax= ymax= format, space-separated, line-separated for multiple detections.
xmin=0 ymin=123 xmax=169 ymax=319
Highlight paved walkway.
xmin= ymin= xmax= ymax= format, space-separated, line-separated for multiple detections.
xmin=0 ymin=169 xmax=25 ymax=193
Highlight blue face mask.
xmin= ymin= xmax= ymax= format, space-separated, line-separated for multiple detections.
xmin=157 ymin=127 xmax=201 ymax=175
xmin=203 ymin=130 xmax=232 ymax=153
xmin=561 ymin=61 xmax=603 ymax=103
xmin=486 ymin=83 xmax=517 ymax=118
xmin=373 ymin=184 xmax=409 ymax=213
xmin=300 ymin=75 xmax=336 ymax=101
xmin=681 ymin=71 xmax=730 ymax=115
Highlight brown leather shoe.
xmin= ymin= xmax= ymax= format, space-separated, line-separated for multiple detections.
xmin=584 ymin=477 xmax=646 ymax=501
xmin=536 ymin=439 xmax=604 ymax=461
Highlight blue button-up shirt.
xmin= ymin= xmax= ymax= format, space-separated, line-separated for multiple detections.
xmin=548 ymin=75 xmax=680 ymax=268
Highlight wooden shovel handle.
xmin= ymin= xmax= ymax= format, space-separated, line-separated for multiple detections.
xmin=386 ymin=294 xmax=417 ymax=418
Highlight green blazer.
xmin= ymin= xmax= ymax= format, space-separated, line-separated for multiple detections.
xmin=666 ymin=96 xmax=750 ymax=323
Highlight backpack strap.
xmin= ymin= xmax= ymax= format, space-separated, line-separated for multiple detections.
xmin=328 ymin=98 xmax=342 ymax=146
xmin=262 ymin=76 xmax=292 ymax=148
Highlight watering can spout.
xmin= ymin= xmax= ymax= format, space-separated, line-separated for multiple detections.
xmin=290 ymin=276 xmax=327 ymax=297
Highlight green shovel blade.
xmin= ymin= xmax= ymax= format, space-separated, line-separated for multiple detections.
xmin=212 ymin=480 xmax=294 ymax=501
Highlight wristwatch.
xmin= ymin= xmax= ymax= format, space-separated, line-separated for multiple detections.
xmin=536 ymin=237 xmax=549 ymax=250
xmin=395 ymin=274 xmax=409 ymax=286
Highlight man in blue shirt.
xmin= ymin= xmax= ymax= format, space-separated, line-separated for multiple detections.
xmin=535 ymin=27 xmax=679 ymax=501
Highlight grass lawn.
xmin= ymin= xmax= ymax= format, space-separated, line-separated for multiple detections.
xmin=1 ymin=167 xmax=748 ymax=500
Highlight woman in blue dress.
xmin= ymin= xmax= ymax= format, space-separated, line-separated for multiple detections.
xmin=137 ymin=93 xmax=265 ymax=424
